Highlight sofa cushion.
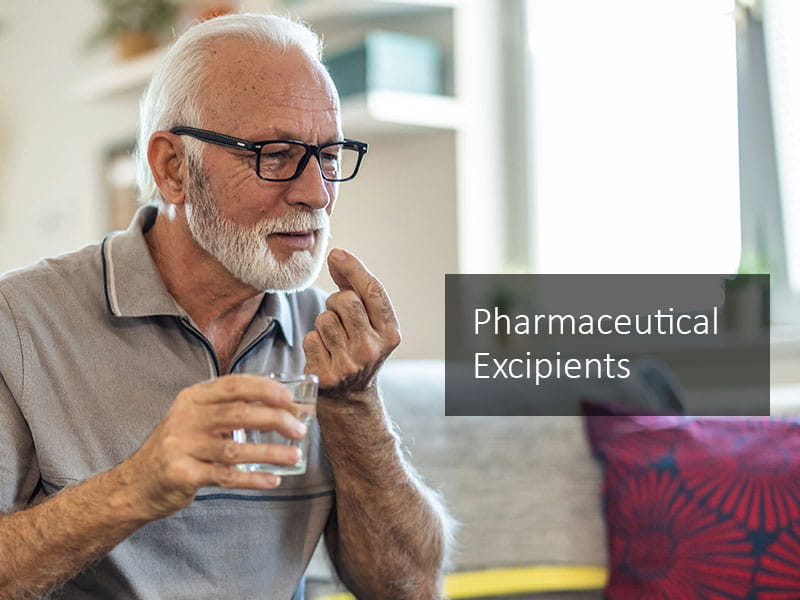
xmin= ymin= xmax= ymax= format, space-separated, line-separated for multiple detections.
xmin=584 ymin=405 xmax=800 ymax=599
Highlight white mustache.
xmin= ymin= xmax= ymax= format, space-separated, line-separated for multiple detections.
xmin=254 ymin=211 xmax=329 ymax=235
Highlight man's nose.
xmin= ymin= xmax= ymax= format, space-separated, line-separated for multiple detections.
xmin=285 ymin=155 xmax=334 ymax=211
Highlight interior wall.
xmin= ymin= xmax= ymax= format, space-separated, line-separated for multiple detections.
xmin=0 ymin=1 xmax=139 ymax=272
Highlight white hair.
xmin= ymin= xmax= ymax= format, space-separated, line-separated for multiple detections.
xmin=135 ymin=13 xmax=324 ymax=204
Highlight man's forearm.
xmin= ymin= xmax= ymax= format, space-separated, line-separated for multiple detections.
xmin=319 ymin=389 xmax=452 ymax=600
xmin=0 ymin=463 xmax=150 ymax=599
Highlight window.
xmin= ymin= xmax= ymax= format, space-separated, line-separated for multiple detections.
xmin=526 ymin=0 xmax=740 ymax=275
xmin=758 ymin=0 xmax=800 ymax=324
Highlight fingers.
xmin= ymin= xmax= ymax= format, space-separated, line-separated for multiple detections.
xmin=164 ymin=456 xmax=283 ymax=491
xmin=317 ymin=293 xmax=382 ymax=368
xmin=325 ymin=290 xmax=370 ymax=338
xmin=194 ymin=438 xmax=301 ymax=467
xmin=302 ymin=315 xmax=385 ymax=393
xmin=173 ymin=375 xmax=306 ymax=438
xmin=203 ymin=464 xmax=282 ymax=491
xmin=190 ymin=374 xmax=292 ymax=407
xmin=202 ymin=402 xmax=307 ymax=439
xmin=315 ymin=308 xmax=349 ymax=350
xmin=327 ymin=249 xmax=399 ymax=334
xmin=303 ymin=330 xmax=329 ymax=365
xmin=313 ymin=308 xmax=375 ymax=365
xmin=303 ymin=330 xmax=336 ymax=389
xmin=326 ymin=248 xmax=357 ymax=291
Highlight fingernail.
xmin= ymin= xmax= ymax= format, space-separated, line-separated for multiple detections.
xmin=330 ymin=249 xmax=346 ymax=262
xmin=259 ymin=473 xmax=281 ymax=488
xmin=294 ymin=421 xmax=308 ymax=436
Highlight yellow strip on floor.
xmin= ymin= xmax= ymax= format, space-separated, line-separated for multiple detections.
xmin=316 ymin=565 xmax=608 ymax=599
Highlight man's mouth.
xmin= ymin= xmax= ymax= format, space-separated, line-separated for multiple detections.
xmin=270 ymin=230 xmax=316 ymax=251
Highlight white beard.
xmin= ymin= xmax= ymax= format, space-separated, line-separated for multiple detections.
xmin=183 ymin=165 xmax=330 ymax=293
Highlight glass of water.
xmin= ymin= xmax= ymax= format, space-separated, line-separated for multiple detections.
xmin=233 ymin=373 xmax=318 ymax=475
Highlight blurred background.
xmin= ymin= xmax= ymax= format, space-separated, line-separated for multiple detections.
xmin=2 ymin=0 xmax=800 ymax=596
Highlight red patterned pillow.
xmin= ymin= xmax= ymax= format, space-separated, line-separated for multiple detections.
xmin=583 ymin=403 xmax=800 ymax=600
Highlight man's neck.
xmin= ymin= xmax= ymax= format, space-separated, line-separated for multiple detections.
xmin=144 ymin=207 xmax=264 ymax=372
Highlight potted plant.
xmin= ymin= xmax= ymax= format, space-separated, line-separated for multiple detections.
xmin=86 ymin=0 xmax=178 ymax=60
xmin=724 ymin=249 xmax=770 ymax=334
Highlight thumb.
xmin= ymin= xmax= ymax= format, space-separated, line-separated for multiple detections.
xmin=327 ymin=248 xmax=353 ymax=291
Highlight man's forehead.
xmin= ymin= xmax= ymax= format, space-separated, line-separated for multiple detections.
xmin=206 ymin=40 xmax=335 ymax=92
xmin=200 ymin=37 xmax=340 ymax=134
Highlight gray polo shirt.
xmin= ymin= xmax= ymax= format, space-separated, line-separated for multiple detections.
xmin=0 ymin=206 xmax=334 ymax=599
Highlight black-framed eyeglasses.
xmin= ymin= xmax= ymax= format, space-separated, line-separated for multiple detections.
xmin=170 ymin=126 xmax=368 ymax=182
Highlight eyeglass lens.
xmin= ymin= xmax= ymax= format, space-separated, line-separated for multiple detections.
xmin=259 ymin=142 xmax=360 ymax=181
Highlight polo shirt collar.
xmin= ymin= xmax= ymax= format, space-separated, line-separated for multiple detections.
xmin=101 ymin=205 xmax=295 ymax=347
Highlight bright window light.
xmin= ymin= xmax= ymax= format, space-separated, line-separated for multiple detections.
xmin=527 ymin=0 xmax=740 ymax=274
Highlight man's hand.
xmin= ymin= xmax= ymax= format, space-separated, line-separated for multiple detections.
xmin=302 ymin=249 xmax=401 ymax=399
xmin=121 ymin=374 xmax=308 ymax=521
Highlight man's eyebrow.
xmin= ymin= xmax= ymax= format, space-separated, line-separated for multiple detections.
xmin=251 ymin=130 xmax=343 ymax=144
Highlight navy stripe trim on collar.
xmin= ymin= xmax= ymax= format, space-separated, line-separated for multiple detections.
xmin=41 ymin=479 xmax=64 ymax=492
xmin=100 ymin=234 xmax=115 ymax=316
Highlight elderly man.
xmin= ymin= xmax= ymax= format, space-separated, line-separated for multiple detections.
xmin=0 ymin=13 xmax=450 ymax=600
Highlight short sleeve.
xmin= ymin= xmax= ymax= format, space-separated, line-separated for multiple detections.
xmin=0 ymin=288 xmax=40 ymax=511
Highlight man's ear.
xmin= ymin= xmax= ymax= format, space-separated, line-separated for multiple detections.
xmin=148 ymin=132 xmax=187 ymax=206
